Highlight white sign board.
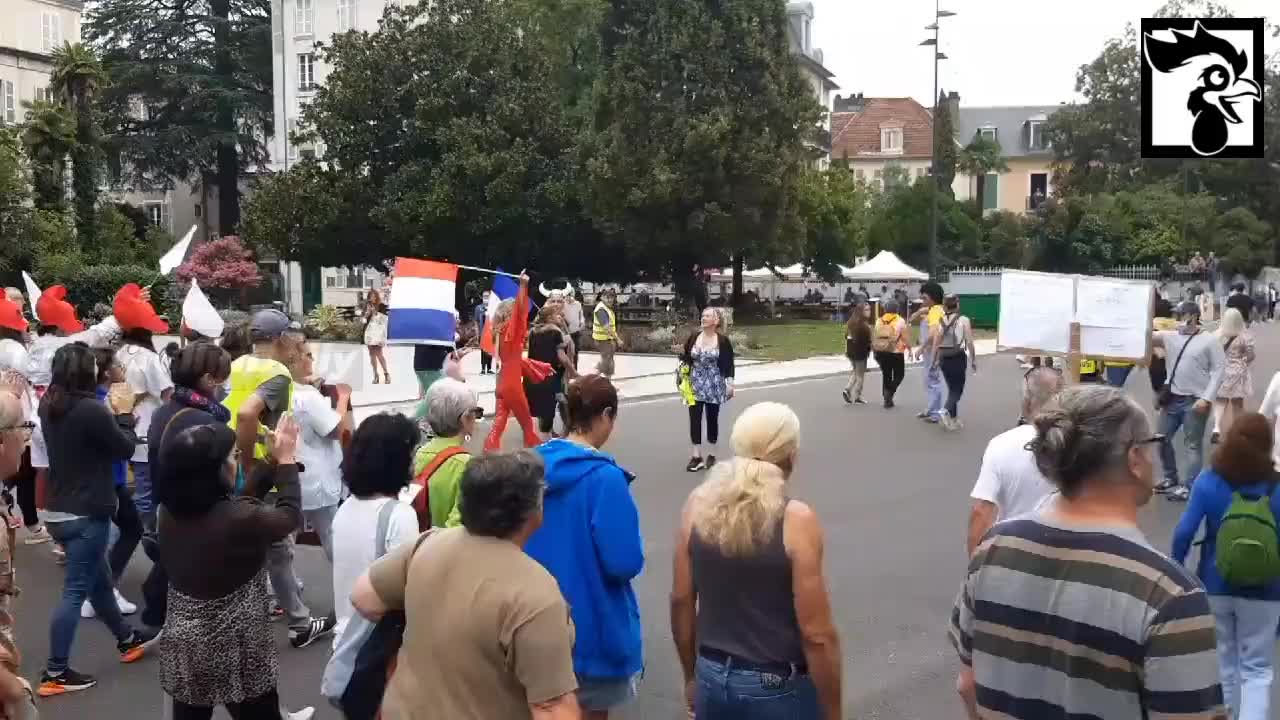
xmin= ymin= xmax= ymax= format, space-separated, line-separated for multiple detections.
xmin=997 ymin=271 xmax=1153 ymax=362
xmin=997 ymin=270 xmax=1075 ymax=354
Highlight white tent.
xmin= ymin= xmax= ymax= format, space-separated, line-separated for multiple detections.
xmin=843 ymin=251 xmax=928 ymax=281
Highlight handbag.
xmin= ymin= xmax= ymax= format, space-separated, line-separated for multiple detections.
xmin=1157 ymin=330 xmax=1198 ymax=408
xmin=322 ymin=502 xmax=431 ymax=720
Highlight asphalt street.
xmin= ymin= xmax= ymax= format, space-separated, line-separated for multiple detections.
xmin=18 ymin=322 xmax=1280 ymax=719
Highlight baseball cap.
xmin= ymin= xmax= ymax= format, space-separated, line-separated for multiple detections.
xmin=250 ymin=309 xmax=292 ymax=341
xmin=113 ymin=283 xmax=170 ymax=334
xmin=35 ymin=286 xmax=84 ymax=333
xmin=0 ymin=296 xmax=27 ymax=333
xmin=1175 ymin=301 xmax=1201 ymax=318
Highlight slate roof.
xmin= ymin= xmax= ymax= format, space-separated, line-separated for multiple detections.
xmin=955 ymin=105 xmax=1060 ymax=157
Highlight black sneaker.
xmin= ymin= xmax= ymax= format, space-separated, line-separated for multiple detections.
xmin=38 ymin=668 xmax=97 ymax=697
xmin=1153 ymin=479 xmax=1178 ymax=494
xmin=705 ymin=455 xmax=717 ymax=470
xmin=841 ymin=389 xmax=852 ymax=404
xmin=118 ymin=627 xmax=162 ymax=663
xmin=290 ymin=615 xmax=336 ymax=649
xmin=685 ymin=457 xmax=704 ymax=473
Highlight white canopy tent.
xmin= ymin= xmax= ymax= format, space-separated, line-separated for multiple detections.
xmin=842 ymin=251 xmax=928 ymax=281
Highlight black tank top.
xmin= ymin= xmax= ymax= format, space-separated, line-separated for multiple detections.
xmin=689 ymin=509 xmax=803 ymax=664
xmin=527 ymin=326 xmax=563 ymax=372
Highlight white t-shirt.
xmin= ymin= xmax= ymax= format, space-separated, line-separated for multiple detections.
xmin=1259 ymin=371 xmax=1280 ymax=467
xmin=970 ymin=424 xmax=1055 ymax=522
xmin=29 ymin=415 xmax=47 ymax=469
xmin=291 ymin=384 xmax=345 ymax=511
xmin=118 ymin=344 xmax=174 ymax=463
xmin=330 ymin=496 xmax=419 ymax=645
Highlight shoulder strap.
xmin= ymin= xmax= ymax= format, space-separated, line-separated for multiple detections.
xmin=1168 ymin=330 xmax=1198 ymax=382
xmin=410 ymin=445 xmax=470 ymax=525
xmin=374 ymin=498 xmax=399 ymax=559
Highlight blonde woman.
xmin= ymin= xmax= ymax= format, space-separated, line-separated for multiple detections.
xmin=1212 ymin=307 xmax=1255 ymax=443
xmin=670 ymin=402 xmax=842 ymax=720
xmin=363 ymin=289 xmax=391 ymax=385
xmin=679 ymin=308 xmax=735 ymax=472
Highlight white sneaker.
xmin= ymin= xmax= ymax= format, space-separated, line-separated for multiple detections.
xmin=23 ymin=526 xmax=52 ymax=545
xmin=80 ymin=590 xmax=138 ymax=618
xmin=287 ymin=707 xmax=315 ymax=720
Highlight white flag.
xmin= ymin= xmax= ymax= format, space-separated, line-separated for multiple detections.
xmin=21 ymin=271 xmax=41 ymax=322
xmin=182 ymin=280 xmax=224 ymax=339
xmin=159 ymin=225 xmax=197 ymax=276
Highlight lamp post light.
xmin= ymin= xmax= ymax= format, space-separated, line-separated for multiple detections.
xmin=920 ymin=3 xmax=955 ymax=279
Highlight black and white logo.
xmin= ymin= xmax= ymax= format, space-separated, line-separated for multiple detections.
xmin=1141 ymin=18 xmax=1264 ymax=159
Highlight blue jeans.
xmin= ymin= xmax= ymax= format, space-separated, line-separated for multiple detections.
xmin=1159 ymin=395 xmax=1209 ymax=487
xmin=131 ymin=462 xmax=154 ymax=533
xmin=1209 ymin=595 xmax=1280 ymax=720
xmin=1105 ymin=365 xmax=1133 ymax=388
xmin=46 ymin=517 xmax=133 ymax=673
xmin=923 ymin=354 xmax=945 ymax=418
xmin=694 ymin=656 xmax=820 ymax=720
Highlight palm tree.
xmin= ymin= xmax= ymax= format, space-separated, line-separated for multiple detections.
xmin=957 ymin=136 xmax=1009 ymax=213
xmin=20 ymin=100 xmax=76 ymax=212
xmin=50 ymin=42 xmax=107 ymax=246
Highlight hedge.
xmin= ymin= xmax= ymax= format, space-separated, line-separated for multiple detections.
xmin=41 ymin=264 xmax=175 ymax=322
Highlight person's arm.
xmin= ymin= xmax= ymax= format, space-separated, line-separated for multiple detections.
xmin=91 ymin=400 xmax=140 ymax=460
xmin=590 ymin=469 xmax=644 ymax=582
xmin=1259 ymin=373 xmax=1280 ymax=422
xmin=529 ymin=693 xmax=581 ymax=720
xmin=1243 ymin=333 xmax=1256 ymax=365
xmin=512 ymin=595 xmax=580 ymax=720
xmin=966 ymin=500 xmax=998 ymax=558
xmin=786 ymin=501 xmax=842 ymax=720
xmin=964 ymin=318 xmax=977 ymax=369
xmin=1143 ymin=591 xmax=1227 ymax=719
xmin=1170 ymin=479 xmax=1211 ymax=565
xmin=721 ymin=335 xmax=735 ymax=398
xmin=241 ymin=414 xmax=302 ymax=541
xmin=967 ymin=438 xmax=1003 ymax=555
xmin=670 ymin=496 xmax=698 ymax=705
xmin=235 ymin=393 xmax=266 ymax=478
xmin=69 ymin=315 xmax=121 ymax=348
xmin=948 ymin=558 xmax=981 ymax=720
xmin=359 ymin=527 xmax=425 ymax=619
xmin=1199 ymin=337 xmax=1228 ymax=405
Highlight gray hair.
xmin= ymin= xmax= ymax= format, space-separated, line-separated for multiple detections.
xmin=1022 ymin=367 xmax=1065 ymax=418
xmin=459 ymin=450 xmax=546 ymax=538
xmin=1028 ymin=385 xmax=1151 ymax=498
xmin=425 ymin=378 xmax=478 ymax=437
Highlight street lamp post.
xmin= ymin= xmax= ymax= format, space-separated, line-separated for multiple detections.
xmin=920 ymin=2 xmax=955 ymax=280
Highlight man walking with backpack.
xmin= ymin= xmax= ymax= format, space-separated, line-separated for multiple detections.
xmin=1171 ymin=412 xmax=1280 ymax=720
xmin=871 ymin=300 xmax=909 ymax=408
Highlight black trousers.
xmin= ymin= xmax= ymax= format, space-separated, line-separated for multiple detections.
xmin=874 ymin=351 xmax=905 ymax=398
xmin=171 ymin=688 xmax=281 ymax=720
xmin=108 ymin=484 xmax=143 ymax=583
xmin=4 ymin=447 xmax=39 ymax=528
xmin=689 ymin=402 xmax=720 ymax=445
xmin=939 ymin=352 xmax=968 ymax=419
xmin=479 ymin=350 xmax=493 ymax=373
xmin=570 ymin=332 xmax=582 ymax=370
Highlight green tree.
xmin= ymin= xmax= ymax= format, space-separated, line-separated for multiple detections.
xmin=957 ymin=137 xmax=1009 ymax=211
xmin=932 ymin=90 xmax=958 ymax=196
xmin=21 ymin=101 xmax=76 ymax=213
xmin=87 ymin=0 xmax=273 ymax=234
xmin=1214 ymin=207 xmax=1272 ymax=279
xmin=586 ymin=0 xmax=821 ymax=304
xmin=0 ymin=129 xmax=34 ymax=282
xmin=796 ymin=166 xmax=873 ymax=281
xmin=50 ymin=42 xmax=108 ymax=248
xmin=866 ymin=179 xmax=980 ymax=269
xmin=979 ymin=211 xmax=1032 ymax=268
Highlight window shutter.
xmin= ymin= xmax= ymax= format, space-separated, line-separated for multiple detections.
xmin=982 ymin=174 xmax=999 ymax=210
xmin=1021 ymin=121 xmax=1031 ymax=152
xmin=4 ymin=82 xmax=14 ymax=125
xmin=42 ymin=14 xmax=52 ymax=51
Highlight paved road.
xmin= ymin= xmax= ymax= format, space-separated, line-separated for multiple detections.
xmin=20 ymin=322 xmax=1280 ymax=719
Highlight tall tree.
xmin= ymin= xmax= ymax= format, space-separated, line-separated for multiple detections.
xmin=957 ymin=137 xmax=1009 ymax=210
xmin=242 ymin=0 xmax=586 ymax=273
xmin=587 ymin=0 xmax=821 ymax=305
xmin=932 ymin=89 xmax=958 ymax=196
xmin=796 ymin=166 xmax=873 ymax=281
xmin=86 ymin=0 xmax=273 ymax=235
xmin=20 ymin=101 xmax=76 ymax=213
xmin=50 ymin=43 xmax=107 ymax=248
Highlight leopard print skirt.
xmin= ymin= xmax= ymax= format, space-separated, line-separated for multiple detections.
xmin=160 ymin=568 xmax=278 ymax=707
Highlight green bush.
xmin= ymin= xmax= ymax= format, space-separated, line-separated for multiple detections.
xmin=304 ymin=304 xmax=364 ymax=342
xmin=57 ymin=264 xmax=174 ymax=323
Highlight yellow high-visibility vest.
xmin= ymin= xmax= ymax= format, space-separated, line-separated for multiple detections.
xmin=592 ymin=302 xmax=617 ymax=342
xmin=221 ymin=355 xmax=293 ymax=460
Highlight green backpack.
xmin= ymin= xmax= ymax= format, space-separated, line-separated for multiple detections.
xmin=1216 ymin=484 xmax=1280 ymax=587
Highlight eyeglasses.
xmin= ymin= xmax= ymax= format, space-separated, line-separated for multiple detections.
xmin=1136 ymin=434 xmax=1165 ymax=446
xmin=0 ymin=421 xmax=34 ymax=433
xmin=467 ymin=407 xmax=484 ymax=420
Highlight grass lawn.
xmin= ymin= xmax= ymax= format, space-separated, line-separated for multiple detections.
xmin=738 ymin=320 xmax=995 ymax=361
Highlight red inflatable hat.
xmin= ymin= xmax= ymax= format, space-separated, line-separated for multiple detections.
xmin=113 ymin=283 xmax=169 ymax=334
xmin=35 ymin=286 xmax=84 ymax=333
xmin=0 ymin=296 xmax=27 ymax=333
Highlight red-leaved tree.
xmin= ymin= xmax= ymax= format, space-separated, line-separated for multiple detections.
xmin=176 ymin=235 xmax=263 ymax=290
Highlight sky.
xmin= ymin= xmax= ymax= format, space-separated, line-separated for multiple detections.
xmin=807 ymin=0 xmax=1276 ymax=109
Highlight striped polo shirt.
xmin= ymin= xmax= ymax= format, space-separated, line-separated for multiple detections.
xmin=949 ymin=516 xmax=1225 ymax=720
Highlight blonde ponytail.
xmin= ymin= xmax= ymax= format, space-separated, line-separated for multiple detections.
xmin=690 ymin=402 xmax=799 ymax=557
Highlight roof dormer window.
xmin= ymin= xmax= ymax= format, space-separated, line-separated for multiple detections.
xmin=881 ymin=127 xmax=903 ymax=153
xmin=978 ymin=126 xmax=997 ymax=143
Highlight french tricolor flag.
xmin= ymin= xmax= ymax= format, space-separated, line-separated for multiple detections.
xmin=479 ymin=271 xmax=519 ymax=355
xmin=387 ymin=258 xmax=458 ymax=346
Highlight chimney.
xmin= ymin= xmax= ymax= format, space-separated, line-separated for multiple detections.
xmin=833 ymin=92 xmax=865 ymax=113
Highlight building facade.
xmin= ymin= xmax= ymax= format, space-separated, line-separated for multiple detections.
xmin=785 ymin=2 xmax=838 ymax=167
xmin=0 ymin=0 xmax=82 ymax=125
xmin=953 ymin=105 xmax=1059 ymax=214
xmin=830 ymin=94 xmax=935 ymax=189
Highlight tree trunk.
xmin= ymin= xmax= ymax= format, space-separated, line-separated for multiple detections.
xmin=212 ymin=0 xmax=240 ymax=236
xmin=732 ymin=255 xmax=744 ymax=308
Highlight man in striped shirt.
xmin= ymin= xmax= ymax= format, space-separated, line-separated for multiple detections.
xmin=949 ymin=385 xmax=1226 ymax=720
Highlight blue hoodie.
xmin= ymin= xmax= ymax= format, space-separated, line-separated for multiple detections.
xmin=525 ymin=439 xmax=644 ymax=680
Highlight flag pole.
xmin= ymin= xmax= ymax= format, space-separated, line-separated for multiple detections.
xmin=456 ymin=264 xmax=521 ymax=279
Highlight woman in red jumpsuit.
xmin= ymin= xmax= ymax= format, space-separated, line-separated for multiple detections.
xmin=484 ymin=273 xmax=553 ymax=451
